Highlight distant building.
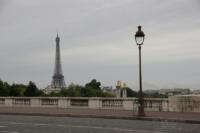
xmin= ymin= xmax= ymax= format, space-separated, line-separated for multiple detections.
xmin=102 ymin=86 xmax=113 ymax=93
xmin=101 ymin=81 xmax=128 ymax=98
xmin=192 ymin=89 xmax=200 ymax=95
xmin=159 ymin=88 xmax=190 ymax=96
xmin=144 ymin=89 xmax=159 ymax=94
xmin=116 ymin=80 xmax=127 ymax=88
xmin=44 ymin=85 xmax=61 ymax=94
xmin=115 ymin=80 xmax=127 ymax=98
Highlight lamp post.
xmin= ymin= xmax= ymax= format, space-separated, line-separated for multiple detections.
xmin=135 ymin=25 xmax=145 ymax=116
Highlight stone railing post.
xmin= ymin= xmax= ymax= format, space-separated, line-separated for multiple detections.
xmin=5 ymin=97 xmax=13 ymax=107
xmin=88 ymin=97 xmax=101 ymax=109
xmin=58 ymin=98 xmax=69 ymax=108
xmin=123 ymin=98 xmax=134 ymax=110
xmin=162 ymin=99 xmax=169 ymax=112
xmin=31 ymin=97 xmax=40 ymax=107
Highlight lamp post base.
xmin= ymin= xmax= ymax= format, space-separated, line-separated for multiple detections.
xmin=138 ymin=106 xmax=145 ymax=116
xmin=138 ymin=97 xmax=145 ymax=116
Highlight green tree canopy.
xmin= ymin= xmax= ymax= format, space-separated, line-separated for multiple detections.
xmin=0 ymin=80 xmax=10 ymax=96
xmin=83 ymin=79 xmax=102 ymax=97
xmin=85 ymin=79 xmax=101 ymax=90
xmin=24 ymin=81 xmax=39 ymax=97
xmin=9 ymin=84 xmax=27 ymax=96
xmin=66 ymin=83 xmax=81 ymax=97
xmin=126 ymin=87 xmax=139 ymax=97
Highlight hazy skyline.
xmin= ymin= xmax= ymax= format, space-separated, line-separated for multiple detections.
xmin=0 ymin=0 xmax=200 ymax=90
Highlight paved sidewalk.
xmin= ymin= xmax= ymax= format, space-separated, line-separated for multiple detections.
xmin=0 ymin=107 xmax=200 ymax=123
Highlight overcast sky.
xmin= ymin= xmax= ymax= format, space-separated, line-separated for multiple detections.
xmin=0 ymin=0 xmax=200 ymax=90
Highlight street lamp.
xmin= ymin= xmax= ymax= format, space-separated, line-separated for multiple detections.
xmin=135 ymin=25 xmax=145 ymax=116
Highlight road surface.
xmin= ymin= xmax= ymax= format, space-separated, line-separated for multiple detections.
xmin=0 ymin=115 xmax=199 ymax=133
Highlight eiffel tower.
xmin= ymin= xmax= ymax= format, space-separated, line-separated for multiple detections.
xmin=51 ymin=33 xmax=66 ymax=89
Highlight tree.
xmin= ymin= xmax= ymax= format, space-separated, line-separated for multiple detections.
xmin=0 ymin=80 xmax=10 ymax=96
xmin=66 ymin=83 xmax=81 ymax=97
xmin=85 ymin=79 xmax=101 ymax=91
xmin=60 ymin=89 xmax=68 ymax=96
xmin=9 ymin=84 xmax=27 ymax=96
xmin=82 ymin=79 xmax=102 ymax=97
xmin=49 ymin=91 xmax=62 ymax=97
xmin=102 ymin=92 xmax=115 ymax=97
xmin=126 ymin=87 xmax=139 ymax=97
xmin=24 ymin=81 xmax=39 ymax=97
xmin=37 ymin=90 xmax=45 ymax=96
xmin=82 ymin=86 xmax=97 ymax=97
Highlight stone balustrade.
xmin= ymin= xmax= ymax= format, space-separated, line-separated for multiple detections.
xmin=0 ymin=97 xmax=170 ymax=112
xmin=0 ymin=96 xmax=199 ymax=112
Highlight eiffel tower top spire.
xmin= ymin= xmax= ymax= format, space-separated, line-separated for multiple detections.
xmin=56 ymin=32 xmax=60 ymax=43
